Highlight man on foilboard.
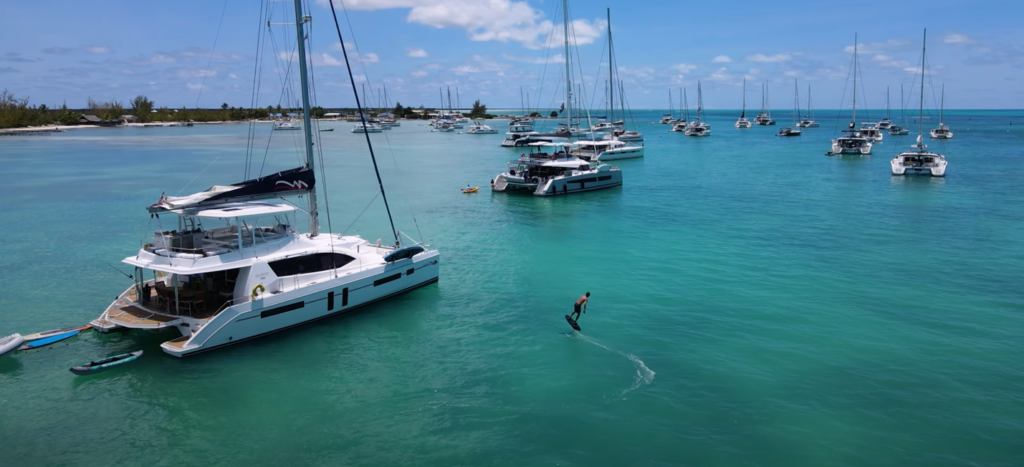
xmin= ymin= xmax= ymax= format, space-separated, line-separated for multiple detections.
xmin=565 ymin=292 xmax=589 ymax=331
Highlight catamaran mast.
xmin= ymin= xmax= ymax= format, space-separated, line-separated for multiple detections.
xmin=292 ymin=0 xmax=318 ymax=236
xmin=741 ymin=77 xmax=746 ymax=118
xmin=919 ymin=29 xmax=927 ymax=140
xmin=607 ymin=8 xmax=613 ymax=123
xmin=852 ymin=33 xmax=858 ymax=127
xmin=563 ymin=0 xmax=571 ymax=131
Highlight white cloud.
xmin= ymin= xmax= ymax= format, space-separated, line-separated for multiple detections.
xmin=706 ymin=67 xmax=732 ymax=81
xmin=315 ymin=0 xmax=604 ymax=50
xmin=149 ymin=54 xmax=176 ymax=64
xmin=278 ymin=51 xmax=346 ymax=66
xmin=712 ymin=55 xmax=732 ymax=63
xmin=843 ymin=39 xmax=910 ymax=54
xmin=503 ymin=53 xmax=564 ymax=64
xmin=452 ymin=65 xmax=481 ymax=74
xmin=229 ymin=73 xmax=239 ymax=79
xmin=618 ymin=66 xmax=656 ymax=78
xmin=944 ymin=34 xmax=970 ymax=44
xmin=670 ymin=63 xmax=698 ymax=74
xmin=83 ymin=46 xmax=112 ymax=54
xmin=411 ymin=70 xmax=428 ymax=78
xmin=406 ymin=48 xmax=428 ymax=58
xmin=186 ymin=83 xmax=202 ymax=90
xmin=359 ymin=52 xmax=380 ymax=64
xmin=746 ymin=53 xmax=791 ymax=63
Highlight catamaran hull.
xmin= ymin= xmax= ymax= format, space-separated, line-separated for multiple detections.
xmin=159 ymin=252 xmax=440 ymax=357
xmin=594 ymin=147 xmax=644 ymax=161
xmin=831 ymin=141 xmax=872 ymax=155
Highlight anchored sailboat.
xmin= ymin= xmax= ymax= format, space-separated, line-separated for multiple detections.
xmin=891 ymin=29 xmax=947 ymax=176
xmin=491 ymin=0 xmax=623 ymax=195
xmin=889 ymin=84 xmax=910 ymax=135
xmin=930 ymin=84 xmax=953 ymax=139
xmin=91 ymin=0 xmax=440 ymax=357
xmin=829 ymin=33 xmax=872 ymax=155
xmin=776 ymin=79 xmax=802 ymax=137
xmin=796 ymin=85 xmax=819 ymax=128
xmin=735 ymin=77 xmax=752 ymax=129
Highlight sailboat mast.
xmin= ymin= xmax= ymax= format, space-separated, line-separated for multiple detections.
xmin=807 ymin=85 xmax=812 ymax=119
xmin=919 ymin=29 xmax=926 ymax=138
xmin=886 ymin=86 xmax=891 ymax=120
xmin=939 ymin=84 xmax=945 ymax=125
xmin=852 ymin=33 xmax=858 ymax=126
xmin=563 ymin=0 xmax=571 ymax=130
xmin=607 ymin=8 xmax=613 ymax=123
xmin=292 ymin=0 xmax=318 ymax=236
xmin=794 ymin=79 xmax=799 ymax=124
xmin=741 ymin=77 xmax=746 ymax=118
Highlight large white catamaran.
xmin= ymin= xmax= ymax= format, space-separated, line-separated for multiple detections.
xmin=91 ymin=0 xmax=440 ymax=357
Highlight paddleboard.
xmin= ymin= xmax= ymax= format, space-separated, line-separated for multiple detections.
xmin=565 ymin=315 xmax=581 ymax=332
xmin=18 ymin=330 xmax=79 ymax=350
xmin=22 ymin=324 xmax=91 ymax=342
xmin=70 ymin=350 xmax=143 ymax=375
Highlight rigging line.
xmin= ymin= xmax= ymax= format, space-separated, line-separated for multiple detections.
xmin=338 ymin=0 xmax=378 ymax=104
xmin=588 ymin=31 xmax=607 ymax=113
xmin=567 ymin=5 xmax=594 ymax=133
xmin=305 ymin=10 xmax=335 ymax=241
xmin=245 ymin=0 xmax=268 ymax=180
xmin=329 ymin=0 xmax=399 ymax=246
xmin=534 ymin=0 xmax=559 ymax=114
xmin=833 ymin=51 xmax=855 ymax=137
xmin=175 ymin=155 xmax=222 ymax=196
xmin=341 ymin=192 xmax=380 ymax=235
xmin=194 ymin=0 xmax=230 ymax=109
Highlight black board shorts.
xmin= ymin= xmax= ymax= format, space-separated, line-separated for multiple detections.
xmin=574 ymin=303 xmax=581 ymax=314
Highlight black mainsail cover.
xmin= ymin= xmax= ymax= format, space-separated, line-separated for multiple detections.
xmin=148 ymin=167 xmax=315 ymax=213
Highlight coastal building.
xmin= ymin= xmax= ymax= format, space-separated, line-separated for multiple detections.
xmin=78 ymin=114 xmax=101 ymax=125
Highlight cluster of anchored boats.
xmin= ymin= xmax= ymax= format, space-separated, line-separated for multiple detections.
xmin=656 ymin=31 xmax=953 ymax=177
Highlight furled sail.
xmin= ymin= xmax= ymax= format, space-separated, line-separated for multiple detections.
xmin=148 ymin=167 xmax=315 ymax=213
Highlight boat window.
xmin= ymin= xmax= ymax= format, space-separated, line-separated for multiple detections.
xmin=268 ymin=253 xmax=356 ymax=277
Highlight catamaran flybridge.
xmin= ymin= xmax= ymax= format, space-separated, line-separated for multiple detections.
xmin=571 ymin=140 xmax=644 ymax=161
xmin=91 ymin=0 xmax=439 ymax=357
xmin=491 ymin=142 xmax=622 ymax=195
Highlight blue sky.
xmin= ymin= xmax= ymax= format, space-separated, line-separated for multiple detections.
xmin=1 ymin=0 xmax=1021 ymax=110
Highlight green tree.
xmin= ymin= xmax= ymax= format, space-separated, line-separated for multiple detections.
xmin=130 ymin=95 xmax=154 ymax=123
xmin=470 ymin=99 xmax=486 ymax=116
xmin=393 ymin=102 xmax=405 ymax=116
xmin=311 ymin=106 xmax=326 ymax=119
xmin=549 ymin=111 xmax=558 ymax=117
xmin=530 ymin=112 xmax=541 ymax=117
xmin=221 ymin=103 xmax=229 ymax=111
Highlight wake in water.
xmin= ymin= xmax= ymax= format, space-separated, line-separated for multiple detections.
xmin=572 ymin=333 xmax=655 ymax=395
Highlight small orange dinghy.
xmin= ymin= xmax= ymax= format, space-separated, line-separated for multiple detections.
xmin=461 ymin=186 xmax=479 ymax=193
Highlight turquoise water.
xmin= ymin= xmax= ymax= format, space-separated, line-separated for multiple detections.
xmin=1 ymin=110 xmax=1023 ymax=466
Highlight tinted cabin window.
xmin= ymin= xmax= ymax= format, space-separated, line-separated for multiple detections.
xmin=269 ymin=253 xmax=355 ymax=277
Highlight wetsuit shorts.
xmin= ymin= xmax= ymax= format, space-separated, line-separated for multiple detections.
xmin=574 ymin=303 xmax=581 ymax=314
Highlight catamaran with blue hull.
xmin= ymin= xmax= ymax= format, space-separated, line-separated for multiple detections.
xmin=91 ymin=0 xmax=439 ymax=357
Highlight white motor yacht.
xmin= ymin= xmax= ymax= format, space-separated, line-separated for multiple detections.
xmin=607 ymin=128 xmax=644 ymax=142
xmin=91 ymin=0 xmax=439 ymax=357
xmin=466 ymin=121 xmax=497 ymax=134
xmin=491 ymin=143 xmax=622 ymax=196
xmin=273 ymin=121 xmax=301 ymax=131
xmin=859 ymin=124 xmax=884 ymax=142
xmin=352 ymin=122 xmax=383 ymax=133
xmin=571 ymin=140 xmax=643 ymax=161
xmin=501 ymin=124 xmax=547 ymax=147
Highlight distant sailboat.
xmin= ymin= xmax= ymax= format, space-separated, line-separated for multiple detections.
xmin=776 ymin=79 xmax=802 ymax=137
xmin=930 ymin=84 xmax=953 ymax=139
xmin=796 ymin=84 xmax=819 ymax=128
xmin=829 ymin=33 xmax=872 ymax=155
xmin=754 ymin=82 xmax=775 ymax=125
xmin=877 ymin=87 xmax=893 ymax=130
xmin=685 ymin=81 xmax=711 ymax=136
xmin=889 ymin=84 xmax=910 ymax=135
xmin=891 ymin=29 xmax=947 ymax=176
xmin=735 ymin=77 xmax=752 ymax=129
